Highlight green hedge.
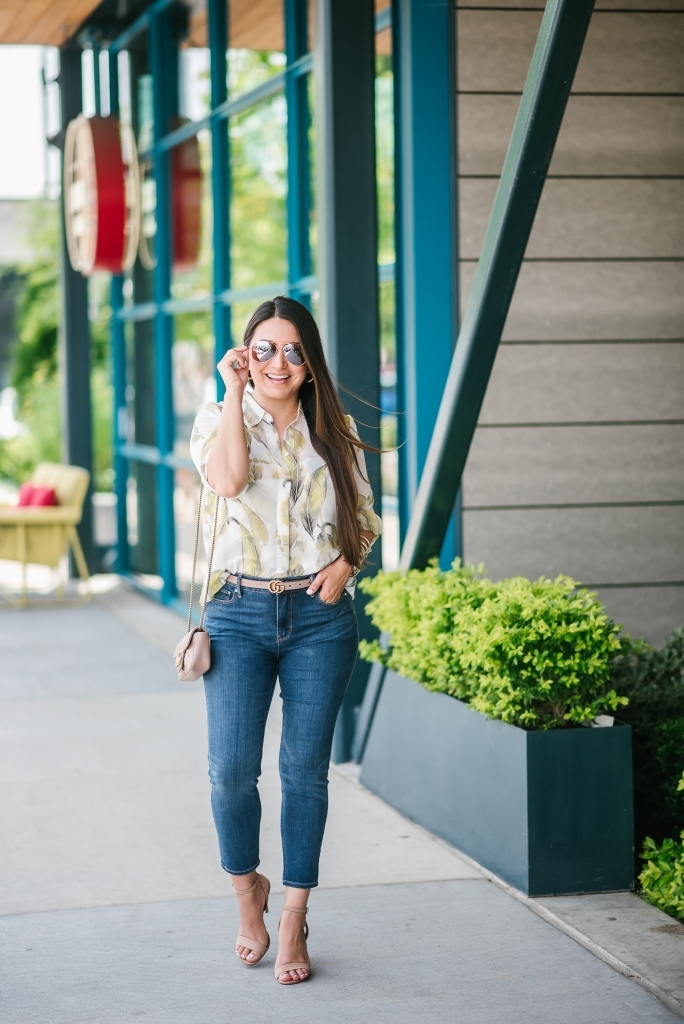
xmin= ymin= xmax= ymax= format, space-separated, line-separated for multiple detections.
xmin=611 ymin=630 xmax=684 ymax=849
xmin=638 ymin=774 xmax=684 ymax=923
xmin=359 ymin=561 xmax=626 ymax=730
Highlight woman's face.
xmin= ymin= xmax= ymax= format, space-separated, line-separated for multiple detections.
xmin=248 ymin=317 xmax=308 ymax=403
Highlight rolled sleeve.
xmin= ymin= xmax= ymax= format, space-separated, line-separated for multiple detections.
xmin=347 ymin=416 xmax=382 ymax=542
xmin=190 ymin=402 xmax=222 ymax=493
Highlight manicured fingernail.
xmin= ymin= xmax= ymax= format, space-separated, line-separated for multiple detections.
xmin=306 ymin=588 xmax=313 ymax=595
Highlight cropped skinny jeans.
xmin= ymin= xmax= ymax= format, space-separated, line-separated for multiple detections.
xmin=202 ymin=577 xmax=358 ymax=889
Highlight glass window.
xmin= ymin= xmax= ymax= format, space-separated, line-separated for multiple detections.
xmin=171 ymin=128 xmax=213 ymax=300
xmin=175 ymin=467 xmax=204 ymax=603
xmin=230 ymin=94 xmax=288 ymax=289
xmin=376 ymin=49 xmax=394 ymax=266
xmin=173 ymin=312 xmax=216 ymax=459
xmin=375 ymin=16 xmax=398 ymax=569
xmin=180 ymin=44 xmax=210 ymax=122
xmin=124 ymin=319 xmax=156 ymax=447
xmin=307 ymin=73 xmax=317 ymax=277
xmin=228 ymin=0 xmax=285 ymax=94
xmin=118 ymin=34 xmax=156 ymax=309
xmin=126 ymin=464 xmax=160 ymax=579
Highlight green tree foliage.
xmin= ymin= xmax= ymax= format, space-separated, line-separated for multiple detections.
xmin=0 ymin=199 xmax=114 ymax=490
xmin=230 ymin=55 xmax=287 ymax=294
xmin=359 ymin=562 xmax=626 ymax=730
xmin=10 ymin=200 xmax=59 ymax=400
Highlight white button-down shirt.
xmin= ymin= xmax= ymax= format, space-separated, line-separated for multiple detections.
xmin=190 ymin=389 xmax=382 ymax=600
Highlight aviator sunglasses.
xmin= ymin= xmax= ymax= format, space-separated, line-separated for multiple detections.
xmin=249 ymin=340 xmax=305 ymax=366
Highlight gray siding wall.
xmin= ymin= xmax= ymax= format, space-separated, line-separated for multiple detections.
xmin=457 ymin=0 xmax=684 ymax=644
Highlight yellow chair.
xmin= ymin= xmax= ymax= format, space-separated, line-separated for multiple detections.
xmin=0 ymin=462 xmax=91 ymax=606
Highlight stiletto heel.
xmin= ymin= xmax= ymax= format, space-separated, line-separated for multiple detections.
xmin=274 ymin=906 xmax=311 ymax=985
xmin=233 ymin=873 xmax=271 ymax=966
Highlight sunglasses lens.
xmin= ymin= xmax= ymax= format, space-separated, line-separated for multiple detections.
xmin=284 ymin=344 xmax=304 ymax=366
xmin=251 ymin=341 xmax=276 ymax=362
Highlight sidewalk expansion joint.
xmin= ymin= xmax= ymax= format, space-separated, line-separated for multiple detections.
xmin=333 ymin=764 xmax=684 ymax=1021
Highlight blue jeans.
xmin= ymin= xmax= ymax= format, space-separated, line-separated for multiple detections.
xmin=202 ymin=578 xmax=359 ymax=889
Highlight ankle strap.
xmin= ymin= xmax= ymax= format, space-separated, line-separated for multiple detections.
xmin=233 ymin=877 xmax=260 ymax=896
xmin=281 ymin=905 xmax=308 ymax=914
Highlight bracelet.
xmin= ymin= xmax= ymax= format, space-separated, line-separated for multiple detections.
xmin=349 ymin=536 xmax=372 ymax=577
xmin=340 ymin=539 xmax=373 ymax=580
xmin=359 ymin=536 xmax=372 ymax=561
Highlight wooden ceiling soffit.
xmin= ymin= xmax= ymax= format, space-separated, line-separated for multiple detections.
xmin=188 ymin=0 xmax=389 ymax=52
xmin=188 ymin=0 xmax=284 ymax=51
xmin=0 ymin=0 xmax=103 ymax=45
xmin=0 ymin=0 xmax=390 ymax=52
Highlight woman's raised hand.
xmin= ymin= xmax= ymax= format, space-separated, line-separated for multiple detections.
xmin=218 ymin=346 xmax=250 ymax=394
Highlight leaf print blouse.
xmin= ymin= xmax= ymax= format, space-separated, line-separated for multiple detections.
xmin=189 ymin=388 xmax=382 ymax=601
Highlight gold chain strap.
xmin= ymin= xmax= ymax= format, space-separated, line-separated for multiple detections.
xmin=187 ymin=483 xmax=221 ymax=633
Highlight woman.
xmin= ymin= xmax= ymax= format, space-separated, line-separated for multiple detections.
xmin=190 ymin=296 xmax=381 ymax=985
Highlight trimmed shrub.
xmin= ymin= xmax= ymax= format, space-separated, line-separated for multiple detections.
xmin=360 ymin=563 xmax=626 ymax=730
xmin=358 ymin=561 xmax=494 ymax=700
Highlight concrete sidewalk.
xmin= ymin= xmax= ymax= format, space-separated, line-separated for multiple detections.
xmin=0 ymin=582 xmax=681 ymax=1023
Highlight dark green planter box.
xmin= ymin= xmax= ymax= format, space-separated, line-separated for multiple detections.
xmin=360 ymin=670 xmax=634 ymax=896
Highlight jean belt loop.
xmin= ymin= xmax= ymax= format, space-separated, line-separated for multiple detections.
xmin=309 ymin=574 xmax=316 ymax=587
xmin=235 ymin=573 xmax=243 ymax=598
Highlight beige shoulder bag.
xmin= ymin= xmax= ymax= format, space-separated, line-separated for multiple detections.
xmin=174 ymin=485 xmax=220 ymax=681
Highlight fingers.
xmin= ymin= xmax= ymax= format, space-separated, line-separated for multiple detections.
xmin=219 ymin=347 xmax=248 ymax=368
xmin=217 ymin=348 xmax=250 ymax=389
xmin=221 ymin=353 xmax=247 ymax=371
xmin=318 ymin=582 xmax=344 ymax=604
xmin=307 ymin=573 xmax=323 ymax=595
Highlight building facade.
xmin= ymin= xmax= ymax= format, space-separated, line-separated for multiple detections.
xmin=1 ymin=0 xmax=682 ymax=758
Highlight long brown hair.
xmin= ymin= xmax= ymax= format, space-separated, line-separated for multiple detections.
xmin=243 ymin=296 xmax=377 ymax=570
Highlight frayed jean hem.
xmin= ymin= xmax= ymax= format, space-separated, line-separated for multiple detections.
xmin=222 ymin=860 xmax=260 ymax=876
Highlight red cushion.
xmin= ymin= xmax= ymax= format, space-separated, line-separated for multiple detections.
xmin=17 ymin=483 xmax=58 ymax=507
xmin=17 ymin=483 xmax=36 ymax=506
xmin=29 ymin=486 xmax=58 ymax=506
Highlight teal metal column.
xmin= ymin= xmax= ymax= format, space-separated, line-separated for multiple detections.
xmin=400 ymin=0 xmax=596 ymax=570
xmin=150 ymin=8 xmax=177 ymax=600
xmin=108 ymin=48 xmax=129 ymax=573
xmin=316 ymin=0 xmax=382 ymax=762
xmin=393 ymin=0 xmax=459 ymax=565
xmin=285 ymin=0 xmax=311 ymax=302
xmin=58 ymin=45 xmax=95 ymax=572
xmin=208 ymin=0 xmax=231 ymax=380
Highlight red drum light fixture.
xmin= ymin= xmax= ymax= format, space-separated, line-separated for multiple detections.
xmin=138 ymin=120 xmax=202 ymax=273
xmin=172 ymin=132 xmax=202 ymax=272
xmin=64 ymin=114 xmax=140 ymax=276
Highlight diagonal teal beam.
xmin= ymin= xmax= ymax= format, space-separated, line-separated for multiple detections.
xmin=352 ymin=0 xmax=595 ymax=763
xmin=399 ymin=0 xmax=596 ymax=571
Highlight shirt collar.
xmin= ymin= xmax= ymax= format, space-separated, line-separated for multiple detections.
xmin=243 ymin=386 xmax=304 ymax=429
xmin=243 ymin=386 xmax=267 ymax=424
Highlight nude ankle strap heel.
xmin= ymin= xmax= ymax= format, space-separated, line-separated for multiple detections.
xmin=275 ymin=906 xmax=311 ymax=985
xmin=233 ymin=873 xmax=271 ymax=967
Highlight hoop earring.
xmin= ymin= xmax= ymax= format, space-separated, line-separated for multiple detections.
xmin=306 ymin=375 xmax=314 ymax=384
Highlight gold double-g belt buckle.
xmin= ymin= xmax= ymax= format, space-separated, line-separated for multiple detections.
xmin=268 ymin=579 xmax=286 ymax=594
